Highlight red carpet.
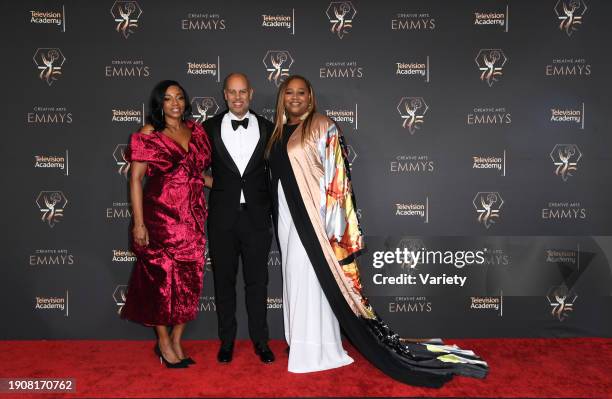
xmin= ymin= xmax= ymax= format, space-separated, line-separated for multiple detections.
xmin=0 ymin=338 xmax=610 ymax=399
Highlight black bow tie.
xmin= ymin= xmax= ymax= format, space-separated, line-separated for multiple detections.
xmin=231 ymin=118 xmax=249 ymax=131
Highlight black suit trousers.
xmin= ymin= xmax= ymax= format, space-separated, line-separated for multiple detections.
xmin=208 ymin=209 xmax=272 ymax=345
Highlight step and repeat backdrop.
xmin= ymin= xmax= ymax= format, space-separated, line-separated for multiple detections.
xmin=2 ymin=0 xmax=612 ymax=339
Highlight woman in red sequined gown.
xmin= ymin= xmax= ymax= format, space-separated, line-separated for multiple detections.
xmin=121 ymin=80 xmax=212 ymax=367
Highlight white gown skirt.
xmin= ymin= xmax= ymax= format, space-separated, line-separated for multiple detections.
xmin=277 ymin=181 xmax=354 ymax=373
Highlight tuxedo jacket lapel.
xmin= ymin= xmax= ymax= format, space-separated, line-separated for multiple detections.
xmin=243 ymin=113 xmax=268 ymax=176
xmin=209 ymin=111 xmax=241 ymax=175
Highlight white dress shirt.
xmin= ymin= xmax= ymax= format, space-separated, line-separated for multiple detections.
xmin=221 ymin=111 xmax=260 ymax=204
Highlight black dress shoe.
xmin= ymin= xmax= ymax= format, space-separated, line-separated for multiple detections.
xmin=217 ymin=344 xmax=234 ymax=363
xmin=254 ymin=343 xmax=275 ymax=363
xmin=181 ymin=357 xmax=196 ymax=365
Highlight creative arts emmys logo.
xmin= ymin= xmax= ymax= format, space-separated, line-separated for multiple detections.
xmin=113 ymin=144 xmax=130 ymax=178
xmin=389 ymin=296 xmax=432 ymax=313
xmin=555 ymin=0 xmax=587 ymax=36
xmin=397 ymin=97 xmax=428 ymax=134
xmin=475 ymin=49 xmax=507 ymax=86
xmin=390 ymin=154 xmax=435 ymax=173
xmin=326 ymin=1 xmax=356 ymax=39
xmin=33 ymin=48 xmax=66 ymax=86
xmin=111 ymin=1 xmax=142 ymax=38
xmin=36 ymin=191 xmax=68 ymax=228
xmin=268 ymin=250 xmax=281 ymax=267
xmin=551 ymin=144 xmax=581 ymax=182
xmin=199 ymin=296 xmax=216 ymax=312
xmin=263 ymin=50 xmax=294 ymax=87
xmin=547 ymin=285 xmax=577 ymax=321
xmin=191 ymin=97 xmax=219 ymax=123
xmin=473 ymin=192 xmax=503 ymax=229
xmin=113 ymin=285 xmax=127 ymax=314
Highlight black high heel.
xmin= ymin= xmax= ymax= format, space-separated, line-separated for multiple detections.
xmin=154 ymin=345 xmax=188 ymax=368
xmin=181 ymin=357 xmax=196 ymax=365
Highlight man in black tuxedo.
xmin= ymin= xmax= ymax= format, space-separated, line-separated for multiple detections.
xmin=203 ymin=73 xmax=275 ymax=363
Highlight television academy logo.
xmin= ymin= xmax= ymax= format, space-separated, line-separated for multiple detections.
xmin=112 ymin=106 xmax=144 ymax=124
xmin=470 ymin=296 xmax=502 ymax=315
xmin=551 ymin=144 xmax=581 ymax=181
xmin=30 ymin=6 xmax=66 ymax=32
xmin=267 ymin=297 xmax=283 ymax=310
xmin=474 ymin=6 xmax=509 ymax=32
xmin=395 ymin=198 xmax=429 ymax=223
xmin=263 ymin=50 xmax=294 ymax=87
xmin=475 ymin=49 xmax=507 ymax=86
xmin=396 ymin=58 xmax=430 ymax=82
xmin=35 ymin=291 xmax=69 ymax=316
xmin=113 ymin=285 xmax=127 ymax=314
xmin=33 ymin=48 xmax=66 ymax=86
xmin=186 ymin=58 xmax=220 ymax=82
xmin=34 ymin=152 xmax=69 ymax=176
xmin=550 ymin=104 xmax=585 ymax=129
xmin=547 ymin=284 xmax=577 ymax=321
xmin=111 ymin=1 xmax=142 ymax=38
xmin=325 ymin=105 xmax=358 ymax=130
xmin=546 ymin=248 xmax=578 ymax=265
xmin=326 ymin=2 xmax=356 ymax=39
xmin=472 ymin=151 xmax=506 ymax=176
xmin=397 ymin=97 xmax=428 ymax=134
xmin=191 ymin=97 xmax=220 ymax=123
xmin=554 ymin=0 xmax=587 ymax=36
xmin=262 ymin=9 xmax=295 ymax=34
xmin=113 ymin=144 xmax=130 ymax=178
xmin=36 ymin=191 xmax=67 ymax=228
xmin=112 ymin=249 xmax=136 ymax=262
xmin=473 ymin=192 xmax=503 ymax=229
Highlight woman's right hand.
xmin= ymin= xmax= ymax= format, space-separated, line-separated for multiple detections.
xmin=133 ymin=224 xmax=149 ymax=247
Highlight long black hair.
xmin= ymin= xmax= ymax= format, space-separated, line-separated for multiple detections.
xmin=147 ymin=80 xmax=192 ymax=131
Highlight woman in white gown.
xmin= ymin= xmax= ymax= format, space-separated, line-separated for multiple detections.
xmin=266 ymin=75 xmax=488 ymax=387
xmin=277 ymin=177 xmax=354 ymax=372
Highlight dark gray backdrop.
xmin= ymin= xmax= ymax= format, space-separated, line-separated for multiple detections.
xmin=2 ymin=0 xmax=611 ymax=340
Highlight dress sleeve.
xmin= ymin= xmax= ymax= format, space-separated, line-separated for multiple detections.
xmin=318 ymin=120 xmax=364 ymax=264
xmin=191 ymin=122 xmax=213 ymax=170
xmin=126 ymin=132 xmax=171 ymax=176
